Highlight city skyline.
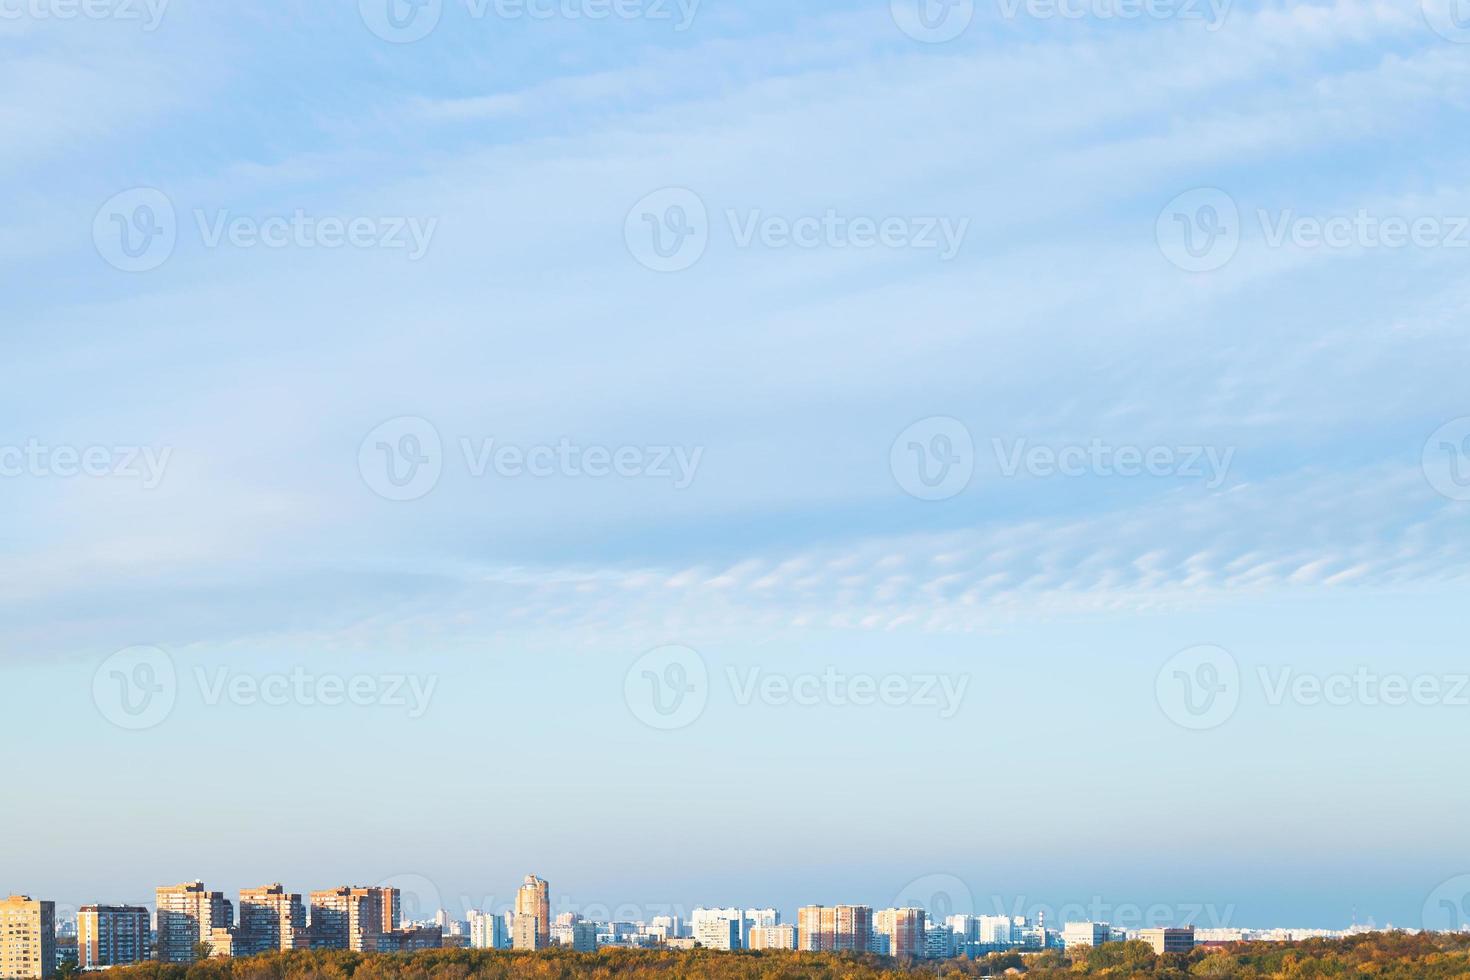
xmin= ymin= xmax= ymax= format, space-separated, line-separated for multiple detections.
xmin=9 ymin=870 xmax=1459 ymax=937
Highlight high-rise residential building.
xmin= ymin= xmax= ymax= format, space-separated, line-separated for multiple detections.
xmin=307 ymin=887 xmax=397 ymax=951
xmin=571 ymin=921 xmax=598 ymax=953
xmin=467 ymin=910 xmax=510 ymax=950
xmin=796 ymin=905 xmax=871 ymax=952
xmin=77 ymin=906 xmax=149 ymax=969
xmin=1138 ymin=927 xmax=1194 ymax=955
xmin=693 ymin=916 xmax=739 ymax=951
xmin=156 ymin=882 xmax=231 ymax=963
xmin=0 ymin=896 xmax=55 ymax=979
xmin=923 ymin=923 xmax=955 ymax=959
xmin=873 ymin=908 xmax=926 ymax=960
xmin=796 ymin=907 xmax=825 ymax=951
xmin=947 ymin=914 xmax=978 ymax=942
xmin=978 ymin=914 xmax=1013 ymax=945
xmin=1062 ymin=921 xmax=1111 ymax=949
xmin=511 ymin=914 xmax=544 ymax=951
xmin=746 ymin=925 xmax=797 ymax=950
xmin=514 ymin=877 xmax=549 ymax=949
xmin=691 ymin=909 xmax=746 ymax=949
xmin=238 ymin=885 xmax=307 ymax=955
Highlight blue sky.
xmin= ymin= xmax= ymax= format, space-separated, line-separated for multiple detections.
xmin=3 ymin=0 xmax=1470 ymax=933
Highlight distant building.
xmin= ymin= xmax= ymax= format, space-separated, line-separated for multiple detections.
xmin=947 ymin=915 xmax=979 ymax=942
xmin=238 ymin=885 xmax=307 ymax=954
xmin=468 ymin=910 xmax=510 ymax=949
xmin=373 ymin=926 xmax=441 ymax=952
xmin=1062 ymin=921 xmax=1112 ymax=949
xmin=647 ymin=915 xmax=681 ymax=941
xmin=156 ymin=882 xmax=231 ymax=963
xmin=746 ymin=925 xmax=797 ymax=950
xmin=745 ymin=909 xmax=778 ymax=930
xmin=796 ymin=905 xmax=871 ymax=952
xmin=1139 ymin=927 xmax=1195 ymax=955
xmin=873 ymin=908 xmax=925 ymax=960
xmin=0 ymin=896 xmax=56 ymax=979
xmin=692 ymin=909 xmax=745 ymax=949
xmin=307 ymin=887 xmax=396 ymax=951
xmin=514 ymin=877 xmax=549 ymax=950
xmin=978 ymin=914 xmax=1013 ymax=945
xmin=52 ymin=938 xmax=77 ymax=973
xmin=694 ymin=916 xmax=740 ymax=951
xmin=511 ymin=914 xmax=545 ymax=951
xmin=77 ymin=905 xmax=150 ymax=968
xmin=571 ymin=921 xmax=598 ymax=953
xmin=923 ymin=924 xmax=955 ymax=959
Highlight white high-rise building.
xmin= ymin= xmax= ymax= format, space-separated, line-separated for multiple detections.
xmin=467 ymin=910 xmax=511 ymax=950
xmin=693 ymin=916 xmax=740 ymax=951
xmin=947 ymin=914 xmax=978 ymax=941
xmin=691 ymin=908 xmax=745 ymax=949
xmin=978 ymin=915 xmax=1013 ymax=945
